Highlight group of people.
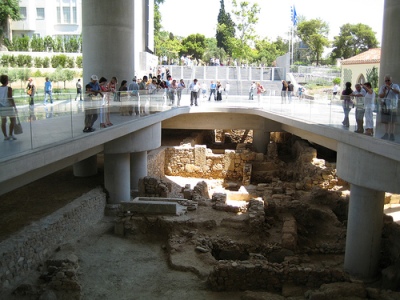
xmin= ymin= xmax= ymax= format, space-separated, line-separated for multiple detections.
xmin=340 ymin=75 xmax=398 ymax=140
xmin=281 ymin=80 xmax=295 ymax=103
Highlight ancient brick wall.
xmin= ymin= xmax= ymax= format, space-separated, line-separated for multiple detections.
xmin=207 ymin=260 xmax=349 ymax=292
xmin=0 ymin=187 xmax=106 ymax=290
xmin=164 ymin=145 xmax=259 ymax=181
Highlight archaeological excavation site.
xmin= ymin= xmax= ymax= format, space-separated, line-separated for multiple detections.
xmin=1 ymin=129 xmax=400 ymax=300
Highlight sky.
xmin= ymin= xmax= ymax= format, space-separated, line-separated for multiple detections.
xmin=159 ymin=0 xmax=384 ymax=45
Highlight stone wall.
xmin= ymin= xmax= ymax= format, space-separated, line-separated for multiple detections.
xmin=0 ymin=187 xmax=106 ymax=291
xmin=207 ymin=260 xmax=349 ymax=292
xmin=147 ymin=147 xmax=166 ymax=179
xmin=164 ymin=145 xmax=262 ymax=182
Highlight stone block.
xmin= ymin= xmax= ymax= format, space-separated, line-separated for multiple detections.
xmin=121 ymin=199 xmax=187 ymax=215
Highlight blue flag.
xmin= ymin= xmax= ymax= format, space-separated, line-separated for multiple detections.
xmin=291 ymin=6 xmax=298 ymax=26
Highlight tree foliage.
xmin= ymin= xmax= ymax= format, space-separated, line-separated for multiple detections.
xmin=0 ymin=0 xmax=20 ymax=40
xmin=330 ymin=23 xmax=378 ymax=60
xmin=230 ymin=0 xmax=260 ymax=63
xmin=255 ymin=38 xmax=286 ymax=66
xmin=297 ymin=18 xmax=330 ymax=65
xmin=216 ymin=0 xmax=235 ymax=55
xmin=181 ymin=34 xmax=206 ymax=60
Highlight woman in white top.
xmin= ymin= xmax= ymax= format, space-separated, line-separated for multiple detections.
xmin=0 ymin=75 xmax=17 ymax=140
xmin=362 ymin=82 xmax=375 ymax=136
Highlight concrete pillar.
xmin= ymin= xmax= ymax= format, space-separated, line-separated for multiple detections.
xmin=253 ymin=130 xmax=270 ymax=154
xmin=73 ymin=155 xmax=97 ymax=177
xmin=130 ymin=151 xmax=147 ymax=193
xmin=379 ymin=0 xmax=400 ymax=86
xmin=82 ymin=0 xmax=139 ymax=83
xmin=104 ymin=153 xmax=131 ymax=204
xmin=344 ymin=184 xmax=385 ymax=280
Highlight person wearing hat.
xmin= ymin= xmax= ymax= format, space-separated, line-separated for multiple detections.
xmin=82 ymin=75 xmax=102 ymax=133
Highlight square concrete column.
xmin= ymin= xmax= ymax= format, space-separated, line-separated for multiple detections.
xmin=344 ymin=184 xmax=385 ymax=280
xmin=130 ymin=151 xmax=147 ymax=194
xmin=104 ymin=153 xmax=131 ymax=204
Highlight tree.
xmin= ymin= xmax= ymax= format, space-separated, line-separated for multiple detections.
xmin=154 ymin=0 xmax=164 ymax=55
xmin=330 ymin=23 xmax=378 ymax=60
xmin=216 ymin=0 xmax=235 ymax=55
xmin=297 ymin=18 xmax=330 ymax=65
xmin=255 ymin=38 xmax=286 ymax=66
xmin=0 ymin=0 xmax=20 ymax=43
xmin=230 ymin=0 xmax=260 ymax=63
xmin=181 ymin=34 xmax=206 ymax=60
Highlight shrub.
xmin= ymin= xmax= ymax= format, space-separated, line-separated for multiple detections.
xmin=33 ymin=70 xmax=43 ymax=77
xmin=51 ymin=54 xmax=67 ymax=68
xmin=34 ymin=57 xmax=43 ymax=68
xmin=76 ymin=56 xmax=83 ymax=68
xmin=333 ymin=77 xmax=341 ymax=85
xmin=3 ymin=38 xmax=14 ymax=51
xmin=31 ymin=36 xmax=45 ymax=52
xmin=24 ymin=55 xmax=32 ymax=68
xmin=16 ymin=55 xmax=25 ymax=67
xmin=43 ymin=57 xmax=50 ymax=68
xmin=8 ymin=55 xmax=16 ymax=67
xmin=0 ymin=55 xmax=9 ymax=67
xmin=66 ymin=56 xmax=75 ymax=68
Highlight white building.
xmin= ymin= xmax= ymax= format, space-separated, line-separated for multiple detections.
xmin=10 ymin=0 xmax=82 ymax=40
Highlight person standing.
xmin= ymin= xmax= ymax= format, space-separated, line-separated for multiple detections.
xmin=83 ymin=75 xmax=102 ymax=132
xmin=249 ymin=82 xmax=256 ymax=100
xmin=332 ymin=83 xmax=339 ymax=99
xmin=378 ymin=75 xmax=399 ymax=141
xmin=341 ymin=82 xmax=353 ymax=128
xmin=281 ymin=80 xmax=288 ymax=103
xmin=216 ymin=81 xmax=223 ymax=101
xmin=128 ymin=77 xmax=139 ymax=115
xmin=208 ymin=81 xmax=217 ymax=101
xmin=362 ymin=82 xmax=375 ymax=136
xmin=0 ymin=75 xmax=18 ymax=140
xmin=177 ymin=79 xmax=185 ymax=106
xmin=287 ymin=81 xmax=294 ymax=103
xmin=224 ymin=82 xmax=230 ymax=100
xmin=26 ymin=78 xmax=35 ymax=105
xmin=201 ymin=82 xmax=207 ymax=98
xmin=189 ymin=79 xmax=199 ymax=106
xmin=43 ymin=77 xmax=53 ymax=105
xmin=256 ymin=82 xmax=265 ymax=105
xmin=75 ymin=79 xmax=82 ymax=101
xmin=351 ymin=83 xmax=366 ymax=133
xmin=169 ymin=79 xmax=178 ymax=105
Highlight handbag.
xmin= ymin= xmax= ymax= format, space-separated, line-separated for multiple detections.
xmin=14 ymin=116 xmax=23 ymax=135
xmin=381 ymin=89 xmax=392 ymax=115
xmin=27 ymin=89 xmax=32 ymax=96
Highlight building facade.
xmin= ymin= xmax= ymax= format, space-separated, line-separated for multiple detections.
xmin=10 ymin=0 xmax=82 ymax=40
xmin=340 ymin=48 xmax=380 ymax=89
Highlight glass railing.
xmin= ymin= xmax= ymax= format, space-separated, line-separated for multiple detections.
xmin=0 ymin=91 xmax=399 ymax=160
xmin=0 ymin=90 xmax=171 ymax=159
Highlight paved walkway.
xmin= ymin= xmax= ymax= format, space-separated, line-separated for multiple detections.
xmin=0 ymin=92 xmax=396 ymax=161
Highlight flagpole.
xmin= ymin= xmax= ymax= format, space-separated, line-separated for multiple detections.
xmin=291 ymin=25 xmax=294 ymax=67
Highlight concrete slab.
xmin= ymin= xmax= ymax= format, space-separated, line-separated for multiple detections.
xmin=121 ymin=200 xmax=187 ymax=216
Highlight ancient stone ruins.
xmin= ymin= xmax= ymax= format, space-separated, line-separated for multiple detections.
xmin=2 ymin=130 xmax=400 ymax=299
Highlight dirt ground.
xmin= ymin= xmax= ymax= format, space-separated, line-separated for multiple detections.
xmin=0 ymin=156 xmax=257 ymax=299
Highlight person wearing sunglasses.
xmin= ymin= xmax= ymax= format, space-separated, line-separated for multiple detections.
xmin=378 ymin=75 xmax=399 ymax=141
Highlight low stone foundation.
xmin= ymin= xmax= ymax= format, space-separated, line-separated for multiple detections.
xmin=207 ymin=260 xmax=349 ymax=292
xmin=0 ymin=187 xmax=106 ymax=291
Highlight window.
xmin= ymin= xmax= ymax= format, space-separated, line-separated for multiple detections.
xmin=36 ymin=8 xmax=45 ymax=20
xmin=63 ymin=7 xmax=70 ymax=23
xmin=20 ymin=7 xmax=27 ymax=20
xmin=57 ymin=7 xmax=61 ymax=23
xmin=72 ymin=7 xmax=77 ymax=24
